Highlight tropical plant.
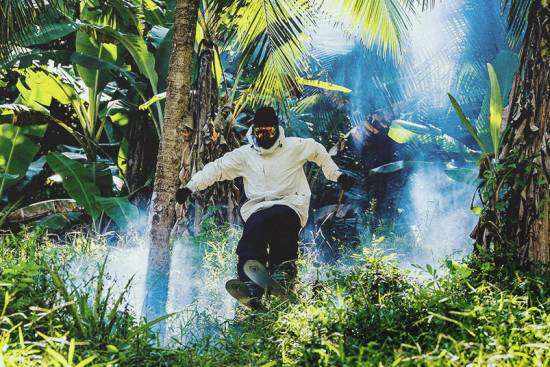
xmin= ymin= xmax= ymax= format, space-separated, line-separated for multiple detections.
xmin=0 ymin=0 xmax=175 ymax=229
xmin=45 ymin=152 xmax=139 ymax=229
xmin=476 ymin=0 xmax=549 ymax=266
xmin=215 ymin=0 xmax=422 ymax=111
xmin=369 ymin=58 xmax=516 ymax=189
xmin=0 ymin=122 xmax=46 ymax=198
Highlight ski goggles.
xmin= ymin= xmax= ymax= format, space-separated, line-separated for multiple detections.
xmin=253 ymin=126 xmax=277 ymax=139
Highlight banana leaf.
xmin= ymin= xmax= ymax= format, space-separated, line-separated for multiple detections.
xmin=70 ymin=52 xmax=139 ymax=87
xmin=95 ymin=196 xmax=139 ymax=229
xmin=371 ymin=160 xmax=479 ymax=186
xmin=0 ymin=123 xmax=47 ymax=196
xmin=87 ymin=23 xmax=159 ymax=93
xmin=30 ymin=212 xmax=83 ymax=231
xmin=444 ymin=166 xmax=481 ymax=186
xmin=0 ymin=173 xmax=19 ymax=185
xmin=100 ymin=99 xmax=131 ymax=127
xmin=388 ymin=125 xmax=416 ymax=143
xmin=370 ymin=161 xmax=436 ymax=175
xmin=75 ymin=31 xmax=119 ymax=94
xmin=46 ymin=152 xmax=102 ymax=218
xmin=154 ymin=26 xmax=173 ymax=92
xmin=387 ymin=119 xmax=450 ymax=146
xmin=6 ymin=199 xmax=79 ymax=223
xmin=16 ymin=67 xmax=78 ymax=110
xmin=118 ymin=138 xmax=128 ymax=174
xmin=1 ymin=49 xmax=73 ymax=69
xmin=21 ymin=22 xmax=78 ymax=47
xmin=143 ymin=0 xmax=166 ymax=26
xmin=139 ymin=93 xmax=166 ymax=110
xmin=84 ymin=161 xmax=114 ymax=196
xmin=147 ymin=26 xmax=170 ymax=49
xmin=390 ymin=120 xmax=442 ymax=136
xmin=415 ymin=134 xmax=482 ymax=161
xmin=15 ymin=156 xmax=47 ymax=190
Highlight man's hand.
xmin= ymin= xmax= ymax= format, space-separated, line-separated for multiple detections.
xmin=337 ymin=173 xmax=354 ymax=191
xmin=175 ymin=187 xmax=192 ymax=204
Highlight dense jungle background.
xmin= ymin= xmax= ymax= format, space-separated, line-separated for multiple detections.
xmin=0 ymin=0 xmax=548 ymax=365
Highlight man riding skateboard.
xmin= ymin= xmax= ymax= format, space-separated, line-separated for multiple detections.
xmin=175 ymin=106 xmax=353 ymax=307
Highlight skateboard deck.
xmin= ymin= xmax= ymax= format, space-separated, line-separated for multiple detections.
xmin=244 ymin=260 xmax=287 ymax=297
xmin=225 ymin=279 xmax=257 ymax=308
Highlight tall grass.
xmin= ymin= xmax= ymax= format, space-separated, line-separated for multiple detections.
xmin=1 ymin=225 xmax=549 ymax=366
xmin=0 ymin=228 xmax=169 ymax=366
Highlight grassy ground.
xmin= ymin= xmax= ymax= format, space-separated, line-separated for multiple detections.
xmin=0 ymin=225 xmax=549 ymax=366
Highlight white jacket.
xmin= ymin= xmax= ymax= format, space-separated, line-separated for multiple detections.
xmin=185 ymin=127 xmax=342 ymax=227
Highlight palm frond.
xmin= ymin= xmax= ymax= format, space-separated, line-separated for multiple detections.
xmin=242 ymin=38 xmax=310 ymax=107
xmin=0 ymin=0 xmax=76 ymax=63
xmin=322 ymin=0 xmax=410 ymax=60
xmin=502 ymin=0 xmax=531 ymax=48
xmin=401 ymin=0 xmax=438 ymax=12
xmin=223 ymin=0 xmax=315 ymax=109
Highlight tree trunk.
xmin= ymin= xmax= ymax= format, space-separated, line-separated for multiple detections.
xmin=143 ymin=0 xmax=199 ymax=327
xmin=126 ymin=110 xmax=158 ymax=209
xmin=478 ymin=1 xmax=549 ymax=266
xmin=149 ymin=0 xmax=199 ymax=255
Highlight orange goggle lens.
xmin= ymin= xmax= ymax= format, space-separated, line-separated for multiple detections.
xmin=253 ymin=126 xmax=277 ymax=138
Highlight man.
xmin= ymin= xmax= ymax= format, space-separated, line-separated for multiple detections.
xmin=175 ymin=106 xmax=353 ymax=302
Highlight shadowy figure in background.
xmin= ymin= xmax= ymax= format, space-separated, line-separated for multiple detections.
xmin=175 ymin=106 xmax=353 ymax=308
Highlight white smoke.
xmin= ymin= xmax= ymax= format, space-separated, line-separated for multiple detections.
xmin=69 ymin=214 xmax=239 ymax=346
xmin=398 ymin=167 xmax=477 ymax=267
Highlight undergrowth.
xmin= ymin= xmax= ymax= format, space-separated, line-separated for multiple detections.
xmin=1 ymin=225 xmax=549 ymax=366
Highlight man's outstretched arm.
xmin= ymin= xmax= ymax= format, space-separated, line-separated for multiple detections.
xmin=176 ymin=149 xmax=242 ymax=203
xmin=304 ymin=139 xmax=354 ymax=190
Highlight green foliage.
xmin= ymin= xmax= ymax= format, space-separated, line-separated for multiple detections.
xmin=378 ymin=61 xmax=512 ymax=186
xmin=2 ymin=225 xmax=550 ymax=366
xmin=88 ymin=24 xmax=159 ymax=92
xmin=369 ymin=160 xmax=434 ymax=174
xmin=45 ymin=152 xmax=139 ymax=228
xmin=0 ymin=0 xmax=77 ymax=65
xmin=0 ymin=123 xmax=47 ymax=197
xmin=326 ymin=0 xmax=409 ymax=60
xmin=94 ymin=196 xmax=139 ymax=229
xmin=502 ymin=0 xmax=532 ymax=48
xmin=475 ymin=50 xmax=519 ymax=152
xmin=0 ymin=0 xmax=169 ymax=229
xmin=295 ymin=78 xmax=352 ymax=94
xmin=487 ymin=63 xmax=503 ymax=158
xmin=75 ymin=30 xmax=118 ymax=141
xmin=175 ymin=246 xmax=550 ymax=366
xmin=448 ymin=93 xmax=488 ymax=153
xmin=46 ymin=152 xmax=103 ymax=219
xmin=0 ymin=229 xmax=167 ymax=366
xmin=443 ymin=166 xmax=480 ymax=185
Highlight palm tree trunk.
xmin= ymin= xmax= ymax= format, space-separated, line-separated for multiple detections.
xmin=479 ymin=0 xmax=549 ymax=266
xmin=126 ymin=110 xmax=158 ymax=208
xmin=143 ymin=0 xmax=199 ymax=327
xmin=149 ymin=0 xmax=199 ymax=254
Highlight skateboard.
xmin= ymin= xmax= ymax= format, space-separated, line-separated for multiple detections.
xmin=244 ymin=260 xmax=287 ymax=297
xmin=225 ymin=279 xmax=258 ymax=308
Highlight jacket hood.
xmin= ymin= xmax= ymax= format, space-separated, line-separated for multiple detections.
xmin=246 ymin=126 xmax=286 ymax=155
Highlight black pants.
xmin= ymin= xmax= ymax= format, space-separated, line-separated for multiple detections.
xmin=236 ymin=205 xmax=301 ymax=282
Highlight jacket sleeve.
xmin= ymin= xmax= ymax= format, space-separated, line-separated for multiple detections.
xmin=303 ymin=139 xmax=342 ymax=182
xmin=185 ymin=149 xmax=243 ymax=192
